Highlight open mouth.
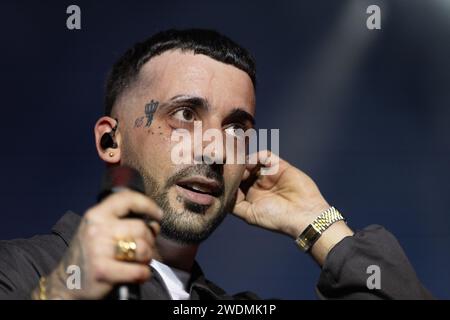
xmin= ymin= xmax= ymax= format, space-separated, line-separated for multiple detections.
xmin=175 ymin=176 xmax=223 ymax=206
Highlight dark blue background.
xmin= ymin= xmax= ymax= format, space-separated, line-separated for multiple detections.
xmin=0 ymin=0 xmax=449 ymax=299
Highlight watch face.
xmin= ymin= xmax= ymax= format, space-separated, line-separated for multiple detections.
xmin=296 ymin=225 xmax=320 ymax=252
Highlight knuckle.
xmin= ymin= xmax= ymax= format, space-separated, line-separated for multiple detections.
xmin=93 ymin=262 xmax=106 ymax=281
xmin=84 ymin=209 xmax=97 ymax=220
xmin=85 ymin=224 xmax=99 ymax=239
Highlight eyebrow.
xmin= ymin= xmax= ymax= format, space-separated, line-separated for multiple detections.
xmin=224 ymin=108 xmax=255 ymax=126
xmin=165 ymin=94 xmax=210 ymax=112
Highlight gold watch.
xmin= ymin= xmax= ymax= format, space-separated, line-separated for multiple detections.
xmin=295 ymin=206 xmax=345 ymax=252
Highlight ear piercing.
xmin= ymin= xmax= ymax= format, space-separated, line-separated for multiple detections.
xmin=109 ymin=152 xmax=114 ymax=157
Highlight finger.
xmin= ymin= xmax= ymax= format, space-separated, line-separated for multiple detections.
xmin=247 ymin=150 xmax=282 ymax=168
xmin=240 ymin=164 xmax=261 ymax=194
xmin=88 ymin=224 xmax=154 ymax=263
xmin=232 ymin=189 xmax=253 ymax=222
xmin=148 ymin=221 xmax=161 ymax=238
xmin=126 ymin=213 xmax=161 ymax=239
xmin=93 ymin=260 xmax=151 ymax=284
xmin=93 ymin=235 xmax=154 ymax=264
xmin=243 ymin=150 xmax=275 ymax=179
xmin=244 ymin=151 xmax=261 ymax=172
xmin=111 ymin=238 xmax=153 ymax=263
xmin=242 ymin=166 xmax=257 ymax=181
xmin=111 ymin=219 xmax=155 ymax=247
xmin=132 ymin=238 xmax=153 ymax=263
xmin=92 ymin=190 xmax=163 ymax=221
xmin=248 ymin=150 xmax=285 ymax=177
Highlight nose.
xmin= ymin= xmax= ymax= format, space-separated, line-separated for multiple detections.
xmin=192 ymin=120 xmax=227 ymax=165
xmin=193 ymin=153 xmax=224 ymax=176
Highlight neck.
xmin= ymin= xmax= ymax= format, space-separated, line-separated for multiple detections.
xmin=153 ymin=236 xmax=198 ymax=272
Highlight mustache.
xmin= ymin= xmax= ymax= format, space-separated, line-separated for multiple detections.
xmin=165 ymin=164 xmax=225 ymax=191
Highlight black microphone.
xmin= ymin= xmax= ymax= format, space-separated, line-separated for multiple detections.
xmin=98 ymin=165 xmax=150 ymax=300
xmin=98 ymin=165 xmax=145 ymax=202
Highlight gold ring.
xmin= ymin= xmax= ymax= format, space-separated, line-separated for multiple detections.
xmin=115 ymin=238 xmax=137 ymax=261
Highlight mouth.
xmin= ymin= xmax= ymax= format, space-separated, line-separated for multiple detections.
xmin=175 ymin=176 xmax=223 ymax=206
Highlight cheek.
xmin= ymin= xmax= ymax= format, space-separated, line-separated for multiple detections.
xmin=133 ymin=121 xmax=176 ymax=172
xmin=142 ymin=121 xmax=173 ymax=142
xmin=141 ymin=118 xmax=175 ymax=144
xmin=223 ymin=164 xmax=245 ymax=193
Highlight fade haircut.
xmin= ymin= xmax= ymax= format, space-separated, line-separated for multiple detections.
xmin=104 ymin=29 xmax=256 ymax=116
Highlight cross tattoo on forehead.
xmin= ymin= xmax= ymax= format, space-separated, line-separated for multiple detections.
xmin=144 ymin=100 xmax=159 ymax=127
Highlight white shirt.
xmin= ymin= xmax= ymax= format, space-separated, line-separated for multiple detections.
xmin=150 ymin=259 xmax=191 ymax=300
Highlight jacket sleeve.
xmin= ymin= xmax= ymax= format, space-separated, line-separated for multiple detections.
xmin=0 ymin=234 xmax=65 ymax=300
xmin=0 ymin=241 xmax=41 ymax=299
xmin=316 ymin=225 xmax=433 ymax=299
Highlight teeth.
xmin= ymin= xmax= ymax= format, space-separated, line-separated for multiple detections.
xmin=178 ymin=181 xmax=219 ymax=196
xmin=191 ymin=184 xmax=208 ymax=193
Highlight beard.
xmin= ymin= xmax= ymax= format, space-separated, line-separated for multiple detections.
xmin=152 ymin=165 xmax=233 ymax=245
xmin=121 ymin=146 xmax=235 ymax=244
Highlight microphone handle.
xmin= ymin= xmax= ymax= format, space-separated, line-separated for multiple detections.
xmin=98 ymin=167 xmax=149 ymax=300
xmin=114 ymin=283 xmax=141 ymax=300
xmin=111 ymin=211 xmax=152 ymax=300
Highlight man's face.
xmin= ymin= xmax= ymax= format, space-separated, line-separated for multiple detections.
xmin=115 ymin=50 xmax=256 ymax=244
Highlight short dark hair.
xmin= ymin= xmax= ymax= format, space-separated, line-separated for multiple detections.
xmin=104 ymin=29 xmax=256 ymax=116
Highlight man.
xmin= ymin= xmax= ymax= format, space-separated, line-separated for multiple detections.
xmin=0 ymin=29 xmax=432 ymax=300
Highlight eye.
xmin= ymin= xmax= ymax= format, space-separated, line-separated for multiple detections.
xmin=172 ymin=108 xmax=196 ymax=123
xmin=224 ymin=124 xmax=247 ymax=138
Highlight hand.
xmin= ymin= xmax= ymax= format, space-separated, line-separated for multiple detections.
xmin=233 ymin=151 xmax=353 ymax=264
xmin=32 ymin=190 xmax=162 ymax=300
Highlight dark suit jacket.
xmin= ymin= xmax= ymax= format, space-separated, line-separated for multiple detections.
xmin=0 ymin=212 xmax=432 ymax=299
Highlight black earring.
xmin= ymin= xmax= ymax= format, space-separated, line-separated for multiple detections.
xmin=100 ymin=119 xmax=119 ymax=150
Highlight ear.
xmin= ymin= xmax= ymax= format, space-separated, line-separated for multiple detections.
xmin=94 ymin=116 xmax=121 ymax=164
